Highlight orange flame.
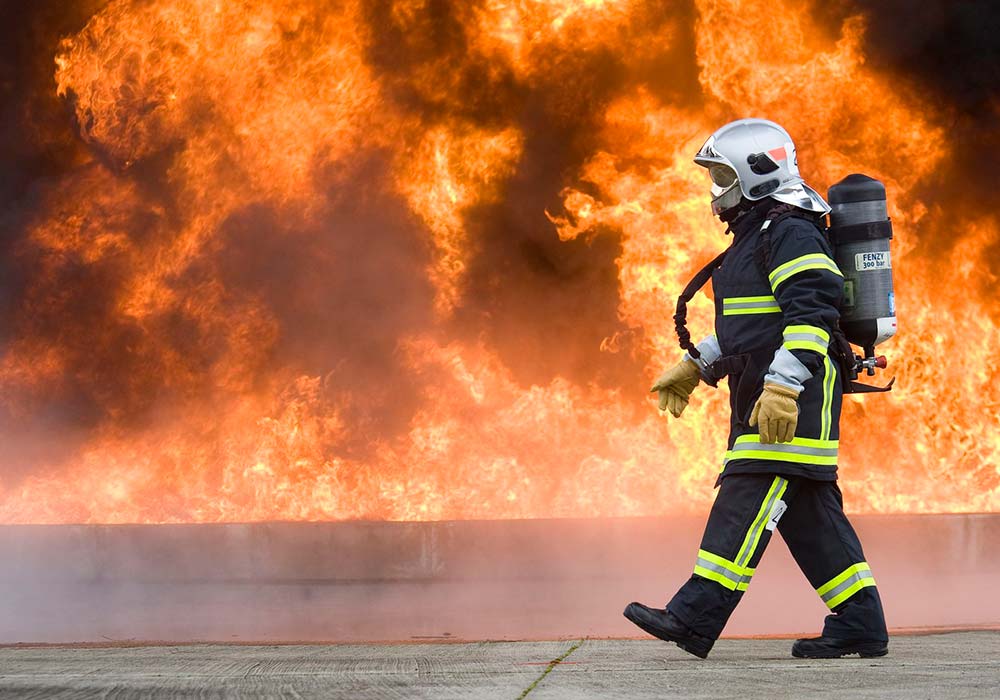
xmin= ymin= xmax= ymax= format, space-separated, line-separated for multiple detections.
xmin=0 ymin=0 xmax=996 ymax=523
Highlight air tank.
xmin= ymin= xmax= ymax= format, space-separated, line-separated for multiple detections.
xmin=827 ymin=174 xmax=897 ymax=359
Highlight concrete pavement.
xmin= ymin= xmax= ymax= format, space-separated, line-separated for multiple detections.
xmin=1 ymin=631 xmax=997 ymax=699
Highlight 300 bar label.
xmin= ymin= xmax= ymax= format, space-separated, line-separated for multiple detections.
xmin=855 ymin=251 xmax=891 ymax=271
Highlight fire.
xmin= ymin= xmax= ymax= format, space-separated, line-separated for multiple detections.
xmin=397 ymin=125 xmax=524 ymax=313
xmin=0 ymin=0 xmax=996 ymax=523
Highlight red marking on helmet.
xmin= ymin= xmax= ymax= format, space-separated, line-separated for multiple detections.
xmin=768 ymin=146 xmax=787 ymax=161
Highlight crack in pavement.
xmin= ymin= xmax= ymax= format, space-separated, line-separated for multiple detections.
xmin=516 ymin=639 xmax=584 ymax=699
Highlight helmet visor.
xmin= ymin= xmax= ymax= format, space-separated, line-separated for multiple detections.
xmin=711 ymin=182 xmax=743 ymax=216
xmin=708 ymin=164 xmax=738 ymax=188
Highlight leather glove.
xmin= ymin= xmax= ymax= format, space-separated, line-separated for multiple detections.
xmin=749 ymin=383 xmax=800 ymax=444
xmin=650 ymin=359 xmax=701 ymax=418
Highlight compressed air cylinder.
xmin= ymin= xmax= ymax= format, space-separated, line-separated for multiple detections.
xmin=827 ymin=174 xmax=897 ymax=354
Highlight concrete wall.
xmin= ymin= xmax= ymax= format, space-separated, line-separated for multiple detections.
xmin=0 ymin=515 xmax=997 ymax=642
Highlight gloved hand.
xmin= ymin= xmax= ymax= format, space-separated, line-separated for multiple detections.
xmin=749 ymin=383 xmax=800 ymax=444
xmin=650 ymin=359 xmax=701 ymax=418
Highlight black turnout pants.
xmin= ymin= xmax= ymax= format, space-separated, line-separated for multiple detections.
xmin=666 ymin=473 xmax=887 ymax=642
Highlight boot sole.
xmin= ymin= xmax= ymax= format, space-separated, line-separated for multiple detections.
xmin=792 ymin=643 xmax=888 ymax=659
xmin=623 ymin=608 xmax=710 ymax=659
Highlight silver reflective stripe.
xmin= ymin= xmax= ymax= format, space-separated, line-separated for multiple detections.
xmin=820 ymin=569 xmax=875 ymax=606
xmin=769 ymin=255 xmax=842 ymax=290
xmin=695 ymin=556 xmax=747 ymax=587
xmin=723 ymin=298 xmax=781 ymax=314
xmin=782 ymin=331 xmax=829 ymax=346
xmin=728 ymin=442 xmax=839 ymax=459
xmin=772 ymin=256 xmax=838 ymax=280
xmin=727 ymin=300 xmax=780 ymax=311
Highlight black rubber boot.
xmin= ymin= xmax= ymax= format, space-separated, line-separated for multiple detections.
xmin=791 ymin=636 xmax=889 ymax=659
xmin=623 ymin=602 xmax=714 ymax=659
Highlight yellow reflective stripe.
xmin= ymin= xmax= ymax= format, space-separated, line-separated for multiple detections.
xmin=694 ymin=564 xmax=743 ymax=591
xmin=698 ymin=549 xmax=755 ymax=577
xmin=724 ymin=449 xmax=838 ymax=466
xmin=736 ymin=433 xmax=840 ymax=450
xmin=784 ymin=324 xmax=830 ymax=343
xmin=726 ymin=310 xmax=782 ymax=316
xmin=782 ymin=324 xmax=830 ymax=355
xmin=816 ymin=562 xmax=876 ymax=609
xmin=784 ymin=339 xmax=828 ymax=354
xmin=769 ymin=254 xmax=843 ymax=291
xmin=734 ymin=477 xmax=787 ymax=568
xmin=816 ymin=562 xmax=871 ymax=596
xmin=694 ymin=481 xmax=788 ymax=592
xmin=723 ymin=308 xmax=782 ymax=316
xmin=734 ymin=435 xmax=839 ymax=448
xmin=728 ymin=295 xmax=779 ymax=303
xmin=694 ymin=549 xmax=754 ymax=592
xmin=821 ymin=354 xmax=836 ymax=441
xmin=724 ymin=435 xmax=839 ymax=467
xmin=722 ymin=295 xmax=781 ymax=316
xmin=825 ymin=577 xmax=876 ymax=609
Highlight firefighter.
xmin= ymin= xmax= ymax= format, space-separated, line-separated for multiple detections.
xmin=624 ymin=119 xmax=888 ymax=659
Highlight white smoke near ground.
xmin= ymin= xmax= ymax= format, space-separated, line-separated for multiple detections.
xmin=1 ymin=516 xmax=996 ymax=643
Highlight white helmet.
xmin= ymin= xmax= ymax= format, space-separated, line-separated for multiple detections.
xmin=694 ymin=118 xmax=830 ymax=217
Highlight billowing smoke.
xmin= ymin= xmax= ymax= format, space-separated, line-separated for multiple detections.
xmin=842 ymin=0 xmax=1000 ymax=275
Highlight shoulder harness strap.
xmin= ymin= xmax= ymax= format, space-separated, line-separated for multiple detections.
xmin=674 ymin=247 xmax=729 ymax=359
xmin=674 ymin=204 xmax=820 ymax=359
xmin=752 ymin=203 xmax=798 ymax=273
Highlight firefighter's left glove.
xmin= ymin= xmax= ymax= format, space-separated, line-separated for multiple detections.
xmin=650 ymin=359 xmax=701 ymax=418
xmin=750 ymin=383 xmax=800 ymax=444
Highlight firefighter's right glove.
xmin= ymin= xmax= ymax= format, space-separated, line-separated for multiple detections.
xmin=749 ymin=383 xmax=800 ymax=444
xmin=650 ymin=359 xmax=701 ymax=418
